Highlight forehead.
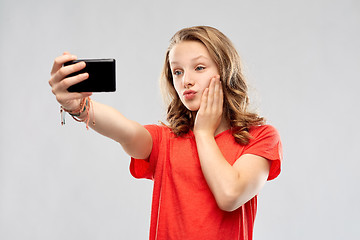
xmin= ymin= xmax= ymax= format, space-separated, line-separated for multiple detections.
xmin=169 ymin=41 xmax=211 ymax=63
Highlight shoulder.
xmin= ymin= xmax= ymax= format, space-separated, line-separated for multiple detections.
xmin=144 ymin=124 xmax=171 ymax=133
xmin=248 ymin=124 xmax=280 ymax=141
xmin=143 ymin=124 xmax=174 ymax=141
xmin=144 ymin=124 xmax=168 ymax=130
xmin=246 ymin=124 xmax=283 ymax=180
xmin=245 ymin=124 xmax=282 ymax=161
xmin=249 ymin=124 xmax=279 ymax=134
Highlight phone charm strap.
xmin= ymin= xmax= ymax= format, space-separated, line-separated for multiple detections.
xmin=59 ymin=97 xmax=95 ymax=130
xmin=60 ymin=106 xmax=66 ymax=126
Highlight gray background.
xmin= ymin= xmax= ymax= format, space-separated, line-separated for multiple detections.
xmin=0 ymin=0 xmax=359 ymax=239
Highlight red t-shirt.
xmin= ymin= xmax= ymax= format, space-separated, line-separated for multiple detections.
xmin=130 ymin=124 xmax=282 ymax=240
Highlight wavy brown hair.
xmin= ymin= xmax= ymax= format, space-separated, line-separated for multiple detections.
xmin=160 ymin=26 xmax=265 ymax=145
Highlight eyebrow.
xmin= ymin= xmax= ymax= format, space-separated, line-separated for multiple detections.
xmin=170 ymin=55 xmax=209 ymax=65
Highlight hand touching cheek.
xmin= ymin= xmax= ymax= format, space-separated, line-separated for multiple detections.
xmin=193 ymin=75 xmax=223 ymax=137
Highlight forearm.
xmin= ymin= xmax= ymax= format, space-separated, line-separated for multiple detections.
xmin=195 ymin=133 xmax=243 ymax=211
xmin=77 ymin=100 xmax=152 ymax=159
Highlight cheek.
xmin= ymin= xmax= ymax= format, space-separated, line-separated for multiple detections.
xmin=173 ymin=80 xmax=182 ymax=96
xmin=201 ymin=76 xmax=212 ymax=89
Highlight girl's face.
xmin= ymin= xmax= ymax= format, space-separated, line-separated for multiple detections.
xmin=169 ymin=41 xmax=220 ymax=111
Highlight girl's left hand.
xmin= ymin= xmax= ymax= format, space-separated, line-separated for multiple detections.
xmin=194 ymin=75 xmax=223 ymax=137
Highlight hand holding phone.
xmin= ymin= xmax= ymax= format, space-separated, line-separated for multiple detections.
xmin=64 ymin=59 xmax=116 ymax=92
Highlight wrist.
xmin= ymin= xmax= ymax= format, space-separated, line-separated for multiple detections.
xmin=194 ymin=130 xmax=214 ymax=140
xmin=62 ymin=98 xmax=88 ymax=116
xmin=60 ymin=97 xmax=95 ymax=129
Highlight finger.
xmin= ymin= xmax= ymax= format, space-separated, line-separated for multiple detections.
xmin=50 ymin=53 xmax=77 ymax=76
xmin=200 ymin=88 xmax=209 ymax=112
xmin=207 ymin=77 xmax=216 ymax=108
xmin=54 ymin=72 xmax=89 ymax=92
xmin=217 ymin=80 xmax=224 ymax=112
xmin=67 ymin=92 xmax=93 ymax=100
xmin=55 ymin=92 xmax=92 ymax=105
xmin=214 ymin=76 xmax=221 ymax=100
xmin=213 ymin=78 xmax=221 ymax=109
xmin=52 ymin=61 xmax=86 ymax=84
xmin=219 ymin=81 xmax=223 ymax=106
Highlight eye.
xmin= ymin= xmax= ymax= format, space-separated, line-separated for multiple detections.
xmin=173 ymin=70 xmax=183 ymax=76
xmin=195 ymin=66 xmax=205 ymax=71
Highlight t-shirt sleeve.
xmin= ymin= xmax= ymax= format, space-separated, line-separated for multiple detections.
xmin=243 ymin=125 xmax=283 ymax=180
xmin=129 ymin=124 xmax=161 ymax=180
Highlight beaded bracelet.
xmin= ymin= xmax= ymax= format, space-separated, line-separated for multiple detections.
xmin=60 ymin=97 xmax=95 ymax=130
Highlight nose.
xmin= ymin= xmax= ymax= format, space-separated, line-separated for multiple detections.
xmin=183 ymin=72 xmax=194 ymax=88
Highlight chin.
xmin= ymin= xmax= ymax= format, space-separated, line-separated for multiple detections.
xmin=181 ymin=99 xmax=200 ymax=112
xmin=184 ymin=104 xmax=200 ymax=112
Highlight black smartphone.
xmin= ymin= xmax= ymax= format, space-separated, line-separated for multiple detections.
xmin=64 ymin=59 xmax=116 ymax=92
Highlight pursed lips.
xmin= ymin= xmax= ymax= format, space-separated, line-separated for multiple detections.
xmin=183 ymin=90 xmax=197 ymax=100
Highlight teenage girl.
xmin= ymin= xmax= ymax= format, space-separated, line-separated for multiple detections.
xmin=49 ymin=26 xmax=282 ymax=240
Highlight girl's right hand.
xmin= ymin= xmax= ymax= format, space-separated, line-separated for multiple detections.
xmin=48 ymin=52 xmax=92 ymax=111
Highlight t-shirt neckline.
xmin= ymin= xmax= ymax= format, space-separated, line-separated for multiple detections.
xmin=188 ymin=128 xmax=231 ymax=139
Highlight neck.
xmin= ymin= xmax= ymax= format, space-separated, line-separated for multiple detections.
xmin=191 ymin=112 xmax=230 ymax=136
xmin=215 ymin=116 xmax=231 ymax=136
